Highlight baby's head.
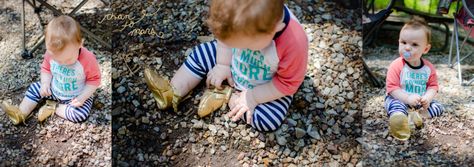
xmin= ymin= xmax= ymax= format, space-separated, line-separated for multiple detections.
xmin=45 ymin=15 xmax=83 ymax=65
xmin=398 ymin=16 xmax=431 ymax=61
xmin=206 ymin=0 xmax=285 ymax=50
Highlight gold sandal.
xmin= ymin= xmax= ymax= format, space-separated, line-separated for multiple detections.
xmin=197 ymin=86 xmax=232 ymax=118
xmin=144 ymin=68 xmax=182 ymax=112
xmin=38 ymin=100 xmax=57 ymax=123
xmin=1 ymin=101 xmax=27 ymax=125
xmin=389 ymin=112 xmax=410 ymax=141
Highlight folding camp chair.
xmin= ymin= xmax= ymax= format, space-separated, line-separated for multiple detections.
xmin=362 ymin=0 xmax=396 ymax=87
xmin=448 ymin=0 xmax=474 ymax=85
xmin=20 ymin=0 xmax=111 ymax=59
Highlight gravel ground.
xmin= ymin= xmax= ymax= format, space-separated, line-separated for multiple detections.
xmin=0 ymin=0 xmax=111 ymax=166
xmin=111 ymin=0 xmax=363 ymax=166
xmin=363 ymin=26 xmax=474 ymax=166
xmin=4 ymin=0 xmax=470 ymax=166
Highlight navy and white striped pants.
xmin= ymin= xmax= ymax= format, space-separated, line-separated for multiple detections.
xmin=25 ymin=82 xmax=93 ymax=123
xmin=384 ymin=95 xmax=444 ymax=118
xmin=184 ymin=41 xmax=293 ymax=132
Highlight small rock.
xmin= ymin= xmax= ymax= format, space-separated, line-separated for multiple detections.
xmin=295 ymin=128 xmax=306 ymax=138
xmin=322 ymin=13 xmax=332 ymax=20
xmin=192 ymin=119 xmax=204 ymax=129
xmin=276 ymin=135 xmax=287 ymax=146
xmin=141 ymin=117 xmax=150 ymax=124
xmin=117 ymin=86 xmax=126 ymax=94
xmin=137 ymin=153 xmax=144 ymax=161
xmin=287 ymin=118 xmax=297 ymax=127
xmin=342 ymin=115 xmax=354 ymax=123
xmin=308 ymin=131 xmax=321 ymax=140
xmin=347 ymin=92 xmax=354 ymax=99
xmin=237 ymin=152 xmax=246 ymax=160
xmin=208 ymin=125 xmax=217 ymax=135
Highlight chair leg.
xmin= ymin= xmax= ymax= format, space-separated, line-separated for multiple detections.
xmin=441 ymin=22 xmax=450 ymax=52
xmin=448 ymin=19 xmax=455 ymax=68
xmin=21 ymin=0 xmax=33 ymax=59
xmin=454 ymin=17 xmax=463 ymax=85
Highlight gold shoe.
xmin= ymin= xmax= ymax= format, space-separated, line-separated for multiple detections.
xmin=1 ymin=101 xmax=26 ymax=125
xmin=198 ymin=86 xmax=232 ymax=118
xmin=38 ymin=100 xmax=57 ymax=123
xmin=389 ymin=112 xmax=410 ymax=141
xmin=144 ymin=68 xmax=181 ymax=112
xmin=409 ymin=111 xmax=423 ymax=129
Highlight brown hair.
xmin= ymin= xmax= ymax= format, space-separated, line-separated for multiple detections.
xmin=206 ymin=0 xmax=284 ymax=40
xmin=401 ymin=16 xmax=431 ymax=44
xmin=45 ymin=15 xmax=82 ymax=52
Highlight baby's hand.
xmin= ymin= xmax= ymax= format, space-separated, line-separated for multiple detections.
xmin=226 ymin=90 xmax=257 ymax=124
xmin=406 ymin=94 xmax=422 ymax=107
xmin=40 ymin=83 xmax=52 ymax=97
xmin=206 ymin=64 xmax=234 ymax=89
xmin=69 ymin=98 xmax=85 ymax=107
xmin=420 ymin=95 xmax=432 ymax=110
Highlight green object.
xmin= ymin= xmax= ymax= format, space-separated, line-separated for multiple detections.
xmin=372 ymin=0 xmax=460 ymax=17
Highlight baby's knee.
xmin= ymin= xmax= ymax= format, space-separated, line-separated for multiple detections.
xmin=251 ymin=116 xmax=283 ymax=132
xmin=428 ymin=101 xmax=444 ymax=117
xmin=26 ymin=82 xmax=42 ymax=98
xmin=65 ymin=105 xmax=90 ymax=123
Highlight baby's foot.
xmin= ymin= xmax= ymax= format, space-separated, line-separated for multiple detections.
xmin=197 ymin=86 xmax=232 ymax=118
xmin=389 ymin=112 xmax=410 ymax=141
xmin=144 ymin=68 xmax=176 ymax=111
xmin=409 ymin=111 xmax=423 ymax=129
xmin=38 ymin=100 xmax=57 ymax=123
xmin=1 ymin=101 xmax=26 ymax=125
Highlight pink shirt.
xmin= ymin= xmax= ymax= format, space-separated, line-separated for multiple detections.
xmin=273 ymin=18 xmax=308 ymax=95
xmin=41 ymin=47 xmax=101 ymax=100
xmin=386 ymin=57 xmax=439 ymax=96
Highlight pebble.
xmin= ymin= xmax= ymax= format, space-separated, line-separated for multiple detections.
xmin=142 ymin=117 xmax=150 ymax=124
xmin=117 ymin=86 xmax=126 ymax=94
xmin=308 ymin=131 xmax=321 ymax=140
xmin=287 ymin=118 xmax=297 ymax=127
xmin=295 ymin=128 xmax=306 ymax=138
xmin=192 ymin=119 xmax=204 ymax=129
xmin=137 ymin=153 xmax=144 ymax=162
xmin=276 ymin=135 xmax=287 ymax=146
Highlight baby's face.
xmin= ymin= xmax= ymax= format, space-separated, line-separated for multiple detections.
xmin=47 ymin=43 xmax=81 ymax=65
xmin=220 ymin=33 xmax=274 ymax=51
xmin=398 ymin=28 xmax=431 ymax=62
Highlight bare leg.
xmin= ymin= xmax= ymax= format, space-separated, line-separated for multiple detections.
xmin=420 ymin=109 xmax=431 ymax=118
xmin=170 ymin=65 xmax=202 ymax=97
xmin=18 ymin=97 xmax=38 ymax=116
xmin=55 ymin=104 xmax=67 ymax=120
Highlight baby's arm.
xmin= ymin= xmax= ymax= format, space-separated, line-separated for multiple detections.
xmin=69 ymin=50 xmax=101 ymax=107
xmin=69 ymin=84 xmax=98 ymax=107
xmin=39 ymin=72 xmax=53 ymax=96
xmin=249 ymin=82 xmax=285 ymax=104
xmin=206 ymin=40 xmax=234 ymax=88
xmin=40 ymin=53 xmax=53 ymax=96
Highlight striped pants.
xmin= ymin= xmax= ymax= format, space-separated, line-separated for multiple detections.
xmin=184 ymin=41 xmax=293 ymax=132
xmin=25 ymin=82 xmax=93 ymax=123
xmin=384 ymin=95 xmax=444 ymax=118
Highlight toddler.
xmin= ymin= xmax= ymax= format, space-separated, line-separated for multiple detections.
xmin=145 ymin=0 xmax=308 ymax=132
xmin=385 ymin=17 xmax=444 ymax=140
xmin=1 ymin=15 xmax=101 ymax=125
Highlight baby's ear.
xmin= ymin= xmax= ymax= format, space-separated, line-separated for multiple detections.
xmin=423 ymin=44 xmax=431 ymax=54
